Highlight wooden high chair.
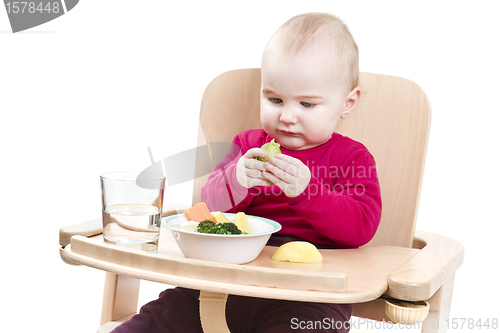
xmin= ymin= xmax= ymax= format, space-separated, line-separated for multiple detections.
xmin=59 ymin=69 xmax=464 ymax=333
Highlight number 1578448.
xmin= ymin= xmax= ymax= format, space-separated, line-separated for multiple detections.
xmin=446 ymin=318 xmax=498 ymax=330
xmin=5 ymin=2 xmax=61 ymax=14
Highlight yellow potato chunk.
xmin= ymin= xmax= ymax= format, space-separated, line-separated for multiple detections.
xmin=234 ymin=212 xmax=252 ymax=234
xmin=271 ymin=241 xmax=323 ymax=263
xmin=211 ymin=211 xmax=231 ymax=223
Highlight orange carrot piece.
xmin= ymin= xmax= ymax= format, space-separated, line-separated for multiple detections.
xmin=183 ymin=202 xmax=216 ymax=222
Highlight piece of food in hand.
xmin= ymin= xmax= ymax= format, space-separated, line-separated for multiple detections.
xmin=183 ymin=202 xmax=216 ymax=222
xmin=211 ymin=211 xmax=231 ymax=223
xmin=196 ymin=220 xmax=243 ymax=235
xmin=256 ymin=139 xmax=281 ymax=162
xmin=271 ymin=241 xmax=323 ymax=263
xmin=234 ymin=212 xmax=252 ymax=234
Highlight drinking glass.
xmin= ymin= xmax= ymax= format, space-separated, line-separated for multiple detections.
xmin=100 ymin=171 xmax=165 ymax=252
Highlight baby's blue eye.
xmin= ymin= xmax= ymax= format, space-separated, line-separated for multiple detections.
xmin=269 ymin=98 xmax=283 ymax=104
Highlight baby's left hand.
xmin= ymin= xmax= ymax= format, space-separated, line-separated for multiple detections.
xmin=262 ymin=154 xmax=311 ymax=198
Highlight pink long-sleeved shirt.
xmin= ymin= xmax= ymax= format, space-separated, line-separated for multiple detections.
xmin=201 ymin=129 xmax=382 ymax=249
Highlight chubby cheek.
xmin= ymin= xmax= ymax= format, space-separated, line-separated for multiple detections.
xmin=303 ymin=118 xmax=338 ymax=142
xmin=260 ymin=104 xmax=278 ymax=134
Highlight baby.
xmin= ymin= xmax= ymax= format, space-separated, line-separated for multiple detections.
xmin=203 ymin=12 xmax=381 ymax=250
xmin=113 ymin=12 xmax=381 ymax=333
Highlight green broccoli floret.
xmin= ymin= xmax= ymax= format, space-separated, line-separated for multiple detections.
xmin=196 ymin=220 xmax=217 ymax=234
xmin=196 ymin=220 xmax=243 ymax=235
xmin=218 ymin=222 xmax=242 ymax=235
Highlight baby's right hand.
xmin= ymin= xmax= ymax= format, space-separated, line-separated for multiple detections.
xmin=236 ymin=148 xmax=274 ymax=188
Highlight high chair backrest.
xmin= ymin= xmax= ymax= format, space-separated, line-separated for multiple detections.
xmin=193 ymin=69 xmax=430 ymax=248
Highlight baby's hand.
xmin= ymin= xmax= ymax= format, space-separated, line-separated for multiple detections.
xmin=262 ymin=154 xmax=311 ymax=197
xmin=236 ymin=148 xmax=274 ymax=188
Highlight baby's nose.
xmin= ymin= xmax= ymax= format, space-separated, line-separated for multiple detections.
xmin=279 ymin=107 xmax=298 ymax=124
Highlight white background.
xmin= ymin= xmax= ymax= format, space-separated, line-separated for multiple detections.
xmin=1 ymin=1 xmax=499 ymax=332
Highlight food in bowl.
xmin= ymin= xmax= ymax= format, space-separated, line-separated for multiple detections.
xmin=211 ymin=211 xmax=231 ymax=223
xmin=183 ymin=202 xmax=216 ymax=222
xmin=234 ymin=212 xmax=252 ymax=234
xmin=271 ymin=241 xmax=323 ymax=263
xmin=196 ymin=220 xmax=244 ymax=235
xmin=181 ymin=206 xmax=252 ymax=236
xmin=162 ymin=212 xmax=281 ymax=264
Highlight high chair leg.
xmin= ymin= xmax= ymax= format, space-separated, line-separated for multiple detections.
xmin=100 ymin=272 xmax=140 ymax=325
xmin=421 ymin=273 xmax=455 ymax=333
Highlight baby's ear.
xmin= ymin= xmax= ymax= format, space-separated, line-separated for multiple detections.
xmin=341 ymin=87 xmax=361 ymax=119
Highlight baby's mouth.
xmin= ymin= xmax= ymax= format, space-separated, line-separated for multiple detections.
xmin=279 ymin=130 xmax=300 ymax=137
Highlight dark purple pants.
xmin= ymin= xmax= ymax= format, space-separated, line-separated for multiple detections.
xmin=112 ymin=235 xmax=352 ymax=332
xmin=111 ymin=287 xmax=352 ymax=333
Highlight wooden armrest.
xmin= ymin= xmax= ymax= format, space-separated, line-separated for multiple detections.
xmin=59 ymin=218 xmax=103 ymax=248
xmin=59 ymin=218 xmax=103 ymax=266
xmin=386 ymin=230 xmax=464 ymax=301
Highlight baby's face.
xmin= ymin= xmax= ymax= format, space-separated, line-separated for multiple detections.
xmin=260 ymin=43 xmax=357 ymax=151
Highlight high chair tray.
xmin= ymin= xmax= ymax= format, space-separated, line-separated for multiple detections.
xmin=63 ymin=226 xmax=419 ymax=303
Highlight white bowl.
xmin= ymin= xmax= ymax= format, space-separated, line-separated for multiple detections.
xmin=162 ymin=213 xmax=282 ymax=264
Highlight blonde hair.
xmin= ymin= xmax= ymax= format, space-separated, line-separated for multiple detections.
xmin=268 ymin=12 xmax=359 ymax=91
